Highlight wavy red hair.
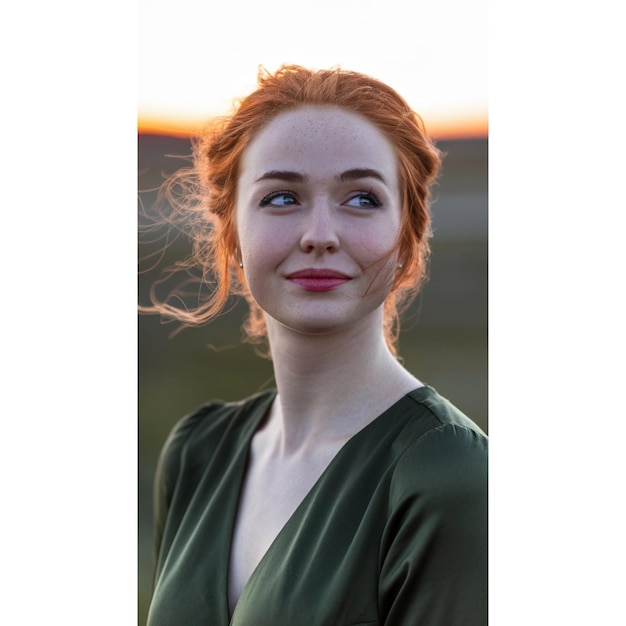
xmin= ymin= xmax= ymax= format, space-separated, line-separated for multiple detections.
xmin=140 ymin=65 xmax=442 ymax=356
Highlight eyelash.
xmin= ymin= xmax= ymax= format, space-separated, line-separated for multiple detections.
xmin=259 ymin=190 xmax=383 ymax=208
xmin=347 ymin=191 xmax=382 ymax=208
xmin=259 ymin=190 xmax=298 ymax=207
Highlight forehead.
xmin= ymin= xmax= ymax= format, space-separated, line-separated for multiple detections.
xmin=240 ymin=106 xmax=398 ymax=185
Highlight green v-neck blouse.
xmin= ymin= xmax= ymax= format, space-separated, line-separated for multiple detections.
xmin=147 ymin=386 xmax=487 ymax=625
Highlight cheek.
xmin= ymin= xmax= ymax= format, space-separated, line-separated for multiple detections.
xmin=353 ymin=221 xmax=401 ymax=263
xmin=238 ymin=218 xmax=292 ymax=270
xmin=236 ymin=212 xmax=262 ymax=259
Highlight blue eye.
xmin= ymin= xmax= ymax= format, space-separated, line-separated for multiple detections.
xmin=259 ymin=191 xmax=298 ymax=207
xmin=345 ymin=192 xmax=382 ymax=208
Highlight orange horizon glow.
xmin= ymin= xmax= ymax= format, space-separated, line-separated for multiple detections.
xmin=138 ymin=114 xmax=488 ymax=141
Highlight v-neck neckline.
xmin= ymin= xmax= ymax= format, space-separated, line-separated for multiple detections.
xmin=224 ymin=386 xmax=428 ymax=623
xmin=223 ymin=391 xmax=275 ymax=623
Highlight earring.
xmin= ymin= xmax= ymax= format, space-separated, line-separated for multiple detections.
xmin=397 ymin=262 xmax=403 ymax=269
xmin=239 ymin=262 xmax=243 ymax=268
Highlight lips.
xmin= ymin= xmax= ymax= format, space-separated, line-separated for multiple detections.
xmin=286 ymin=268 xmax=352 ymax=292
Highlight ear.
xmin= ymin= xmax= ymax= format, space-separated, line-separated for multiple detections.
xmin=232 ymin=248 xmax=244 ymax=269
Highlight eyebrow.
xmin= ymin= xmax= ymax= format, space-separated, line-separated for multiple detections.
xmin=254 ymin=170 xmax=307 ymax=183
xmin=254 ymin=168 xmax=388 ymax=185
xmin=339 ymin=168 xmax=387 ymax=185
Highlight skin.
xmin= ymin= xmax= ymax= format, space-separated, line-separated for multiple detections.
xmin=229 ymin=106 xmax=423 ymax=613
xmin=236 ymin=105 xmax=402 ymax=338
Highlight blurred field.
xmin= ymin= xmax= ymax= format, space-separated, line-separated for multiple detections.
xmin=138 ymin=133 xmax=488 ymax=624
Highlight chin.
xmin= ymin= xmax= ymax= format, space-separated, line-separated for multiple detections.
xmin=267 ymin=304 xmax=385 ymax=339
xmin=274 ymin=316 xmax=347 ymax=336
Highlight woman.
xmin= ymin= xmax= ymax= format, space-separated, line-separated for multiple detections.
xmin=144 ymin=65 xmax=487 ymax=625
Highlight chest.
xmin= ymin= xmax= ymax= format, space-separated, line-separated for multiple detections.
xmin=148 ymin=412 xmax=412 ymax=626
xmin=227 ymin=444 xmax=341 ymax=613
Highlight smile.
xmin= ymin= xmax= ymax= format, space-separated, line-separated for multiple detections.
xmin=286 ymin=269 xmax=352 ymax=292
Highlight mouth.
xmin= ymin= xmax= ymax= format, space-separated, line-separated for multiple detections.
xmin=286 ymin=268 xmax=352 ymax=292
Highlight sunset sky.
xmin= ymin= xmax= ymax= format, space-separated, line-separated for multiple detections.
xmin=138 ymin=0 xmax=487 ymax=139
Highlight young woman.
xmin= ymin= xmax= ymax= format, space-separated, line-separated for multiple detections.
xmin=144 ymin=65 xmax=487 ymax=625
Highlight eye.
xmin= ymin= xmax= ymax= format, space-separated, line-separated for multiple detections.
xmin=345 ymin=192 xmax=382 ymax=209
xmin=259 ymin=190 xmax=299 ymax=207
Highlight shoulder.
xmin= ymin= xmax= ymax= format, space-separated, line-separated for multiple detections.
xmin=390 ymin=386 xmax=488 ymax=505
xmin=406 ymin=385 xmax=487 ymax=437
xmin=155 ymin=390 xmax=276 ymax=490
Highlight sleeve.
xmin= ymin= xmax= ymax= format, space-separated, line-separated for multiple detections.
xmin=151 ymin=410 xmax=205 ymax=583
xmin=379 ymin=424 xmax=488 ymax=625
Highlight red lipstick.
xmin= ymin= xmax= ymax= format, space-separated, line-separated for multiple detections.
xmin=286 ymin=268 xmax=351 ymax=292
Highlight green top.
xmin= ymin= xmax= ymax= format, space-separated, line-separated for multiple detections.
xmin=148 ymin=386 xmax=488 ymax=626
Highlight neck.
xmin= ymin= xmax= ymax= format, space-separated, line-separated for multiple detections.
xmin=263 ymin=311 xmax=421 ymax=452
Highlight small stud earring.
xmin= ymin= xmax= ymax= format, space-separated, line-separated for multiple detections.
xmin=397 ymin=262 xmax=403 ymax=269
xmin=239 ymin=262 xmax=243 ymax=268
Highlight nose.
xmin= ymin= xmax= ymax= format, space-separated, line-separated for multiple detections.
xmin=300 ymin=202 xmax=340 ymax=254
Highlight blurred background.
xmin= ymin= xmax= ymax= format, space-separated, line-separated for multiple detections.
xmin=138 ymin=131 xmax=487 ymax=623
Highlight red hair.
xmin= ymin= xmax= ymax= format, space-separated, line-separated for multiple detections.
xmin=141 ymin=65 xmax=441 ymax=356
